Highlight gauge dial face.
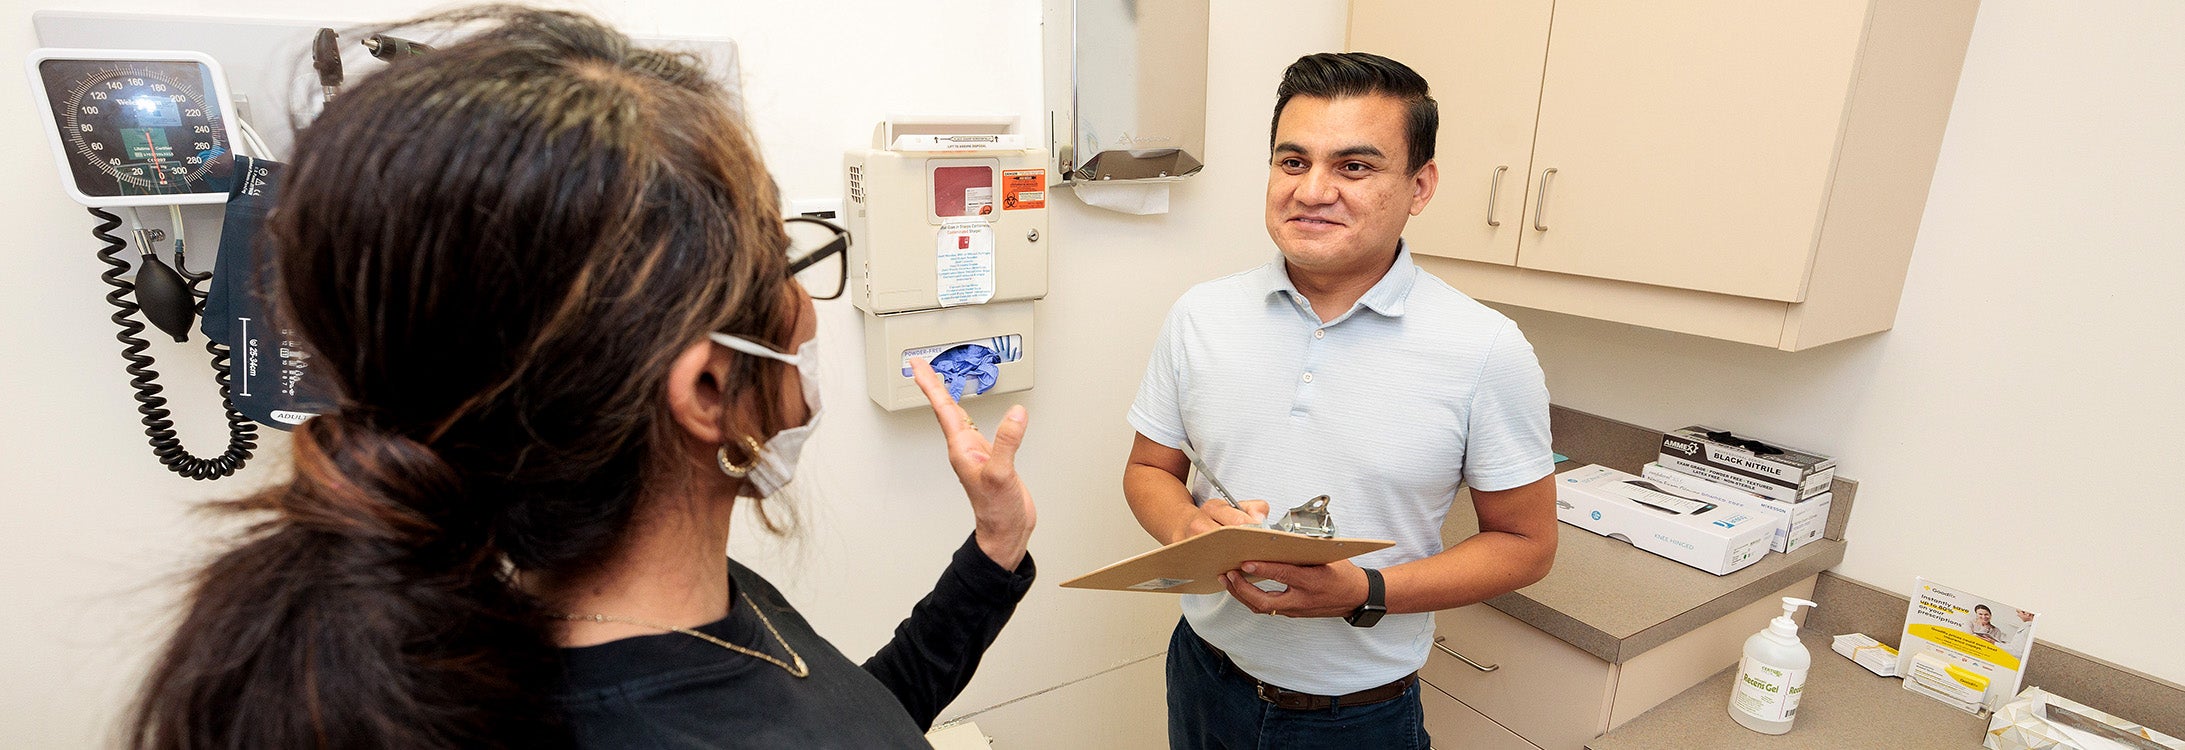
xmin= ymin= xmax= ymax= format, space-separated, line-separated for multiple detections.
xmin=38 ymin=58 xmax=233 ymax=199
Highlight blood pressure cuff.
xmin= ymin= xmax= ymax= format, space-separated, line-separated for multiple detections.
xmin=200 ymin=155 xmax=334 ymax=430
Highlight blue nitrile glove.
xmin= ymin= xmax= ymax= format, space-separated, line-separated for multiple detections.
xmin=930 ymin=344 xmax=1001 ymax=401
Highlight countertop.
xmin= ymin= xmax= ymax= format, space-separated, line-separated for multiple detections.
xmin=1587 ymin=631 xmax=1991 ymax=749
xmin=1444 ymin=482 xmax=1846 ymax=664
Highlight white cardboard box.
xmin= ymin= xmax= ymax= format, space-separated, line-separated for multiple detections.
xmin=1642 ymin=462 xmax=1830 ymax=553
xmin=1554 ymin=465 xmax=1775 ymax=576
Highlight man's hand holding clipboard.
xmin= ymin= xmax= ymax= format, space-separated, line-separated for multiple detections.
xmin=1059 ymin=526 xmax=1393 ymax=597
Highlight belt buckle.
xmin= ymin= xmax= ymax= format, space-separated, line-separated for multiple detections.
xmin=1256 ymin=683 xmax=1324 ymax=711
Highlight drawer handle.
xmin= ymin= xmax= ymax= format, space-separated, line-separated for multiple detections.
xmin=1433 ymin=635 xmax=1500 ymax=673
xmin=1532 ymin=167 xmax=1557 ymax=231
xmin=1485 ymin=165 xmax=1508 ymax=227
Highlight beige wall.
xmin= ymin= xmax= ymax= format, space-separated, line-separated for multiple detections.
xmin=8 ymin=0 xmax=2179 ymax=747
xmin=1507 ymin=0 xmax=2185 ymax=685
xmin=0 ymin=0 xmax=1346 ymax=746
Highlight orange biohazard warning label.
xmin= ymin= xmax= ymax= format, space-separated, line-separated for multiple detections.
xmin=1002 ymin=169 xmax=1046 ymax=210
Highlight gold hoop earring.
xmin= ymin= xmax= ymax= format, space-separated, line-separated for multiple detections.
xmin=717 ymin=436 xmax=765 ymax=478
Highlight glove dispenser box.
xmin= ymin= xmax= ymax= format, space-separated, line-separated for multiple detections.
xmin=845 ymin=117 xmax=1049 ymax=411
xmin=862 ymin=301 xmax=1036 ymax=412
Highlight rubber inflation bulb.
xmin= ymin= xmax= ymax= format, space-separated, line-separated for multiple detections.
xmin=133 ymin=256 xmax=195 ymax=343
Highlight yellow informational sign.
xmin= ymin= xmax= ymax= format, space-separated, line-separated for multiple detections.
xmin=1899 ymin=578 xmax=2039 ymax=716
xmin=1906 ymin=623 xmax=2022 ymax=671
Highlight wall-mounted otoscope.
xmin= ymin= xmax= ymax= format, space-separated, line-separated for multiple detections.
xmin=363 ymin=34 xmax=434 ymax=60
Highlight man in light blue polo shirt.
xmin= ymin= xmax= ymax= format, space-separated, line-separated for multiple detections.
xmin=1123 ymin=52 xmax=1559 ymax=749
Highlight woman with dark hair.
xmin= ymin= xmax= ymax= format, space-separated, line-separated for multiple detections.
xmin=128 ymin=8 xmax=1035 ymax=749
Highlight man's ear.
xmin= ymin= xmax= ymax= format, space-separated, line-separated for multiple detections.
xmin=665 ymin=339 xmax=738 ymax=446
xmin=1409 ymin=159 xmax=1439 ymax=216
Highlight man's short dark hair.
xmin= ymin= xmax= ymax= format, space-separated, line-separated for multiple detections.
xmin=1270 ymin=52 xmax=1437 ymax=175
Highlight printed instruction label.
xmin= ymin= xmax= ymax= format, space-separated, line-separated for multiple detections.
xmin=962 ymin=186 xmax=994 ymax=216
xmin=1002 ymin=169 xmax=1046 ymax=210
xmin=1731 ymin=656 xmax=1806 ymax=722
xmin=936 ymin=218 xmax=996 ymax=306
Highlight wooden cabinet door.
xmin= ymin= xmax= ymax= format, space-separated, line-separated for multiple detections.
xmin=1349 ymin=0 xmax=1554 ymax=265
xmin=1515 ymin=0 xmax=1872 ymax=302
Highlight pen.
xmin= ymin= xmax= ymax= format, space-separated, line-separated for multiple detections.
xmin=1178 ymin=441 xmax=1244 ymax=511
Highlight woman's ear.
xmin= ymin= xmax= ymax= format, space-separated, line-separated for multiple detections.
xmin=665 ymin=338 xmax=739 ymax=447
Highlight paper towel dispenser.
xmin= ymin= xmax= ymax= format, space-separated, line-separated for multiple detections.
xmin=1042 ymin=0 xmax=1209 ymax=186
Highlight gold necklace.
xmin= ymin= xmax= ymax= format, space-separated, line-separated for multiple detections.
xmin=555 ymin=589 xmax=810 ymax=678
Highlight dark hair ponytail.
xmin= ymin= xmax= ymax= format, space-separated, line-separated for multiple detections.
xmin=129 ymin=6 xmax=793 ymax=748
xmin=133 ymin=416 xmax=564 ymax=749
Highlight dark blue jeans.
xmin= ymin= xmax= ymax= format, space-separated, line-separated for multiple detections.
xmin=1166 ymin=617 xmax=1428 ymax=750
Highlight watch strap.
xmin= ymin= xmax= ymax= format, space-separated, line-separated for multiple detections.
xmin=1346 ymin=568 xmax=1387 ymax=627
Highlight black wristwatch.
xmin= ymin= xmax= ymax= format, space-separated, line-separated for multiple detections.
xmin=1345 ymin=568 xmax=1387 ymax=628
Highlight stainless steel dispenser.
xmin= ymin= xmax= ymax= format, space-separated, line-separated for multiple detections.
xmin=1042 ymin=0 xmax=1210 ymax=186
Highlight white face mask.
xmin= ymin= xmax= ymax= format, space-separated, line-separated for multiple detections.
xmin=709 ymin=333 xmax=822 ymax=498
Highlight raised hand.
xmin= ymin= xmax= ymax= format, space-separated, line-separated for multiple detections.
xmin=912 ymin=358 xmax=1034 ymax=569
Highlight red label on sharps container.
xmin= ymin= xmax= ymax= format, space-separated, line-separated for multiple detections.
xmin=1002 ymin=169 xmax=1046 ymax=210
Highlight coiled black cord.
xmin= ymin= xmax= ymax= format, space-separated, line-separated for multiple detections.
xmin=90 ymin=207 xmax=258 ymax=480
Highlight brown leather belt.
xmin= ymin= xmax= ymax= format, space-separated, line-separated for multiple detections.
xmin=1196 ymin=633 xmax=1418 ymax=711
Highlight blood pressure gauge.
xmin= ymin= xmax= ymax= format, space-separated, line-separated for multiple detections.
xmin=26 ymin=49 xmax=241 ymax=207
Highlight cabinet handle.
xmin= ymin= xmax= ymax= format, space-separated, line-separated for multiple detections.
xmin=1433 ymin=635 xmax=1500 ymax=673
xmin=1532 ymin=168 xmax=1557 ymax=231
xmin=1486 ymin=165 xmax=1509 ymax=227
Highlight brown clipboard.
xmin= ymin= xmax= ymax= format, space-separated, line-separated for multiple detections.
xmin=1060 ymin=526 xmax=1395 ymax=595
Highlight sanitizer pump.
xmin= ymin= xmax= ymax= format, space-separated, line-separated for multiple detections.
xmin=1730 ymin=597 xmax=1818 ymax=734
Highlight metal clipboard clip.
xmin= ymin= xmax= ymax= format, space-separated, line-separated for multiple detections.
xmin=1273 ymin=495 xmax=1336 ymax=538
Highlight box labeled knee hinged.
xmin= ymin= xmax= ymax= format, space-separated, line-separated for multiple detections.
xmin=1554 ymin=464 xmax=1774 ymax=576
xmin=1642 ymin=462 xmax=1829 ymax=553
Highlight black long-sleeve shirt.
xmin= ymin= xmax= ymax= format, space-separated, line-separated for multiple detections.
xmin=553 ymin=534 xmax=1035 ymax=748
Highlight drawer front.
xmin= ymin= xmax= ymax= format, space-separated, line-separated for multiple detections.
xmin=1422 ymin=681 xmax=1540 ymax=750
xmin=1423 ymin=604 xmax=1615 ymax=750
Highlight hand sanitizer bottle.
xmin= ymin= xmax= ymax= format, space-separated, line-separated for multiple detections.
xmin=1729 ymin=597 xmax=1818 ymax=734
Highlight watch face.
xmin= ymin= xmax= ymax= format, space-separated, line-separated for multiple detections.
xmin=38 ymin=57 xmax=234 ymax=200
xmin=1346 ymin=605 xmax=1386 ymax=628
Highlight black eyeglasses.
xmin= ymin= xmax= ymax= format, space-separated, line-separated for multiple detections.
xmin=785 ymin=216 xmax=851 ymax=301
